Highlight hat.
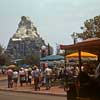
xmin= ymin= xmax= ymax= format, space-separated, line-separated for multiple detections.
xmin=21 ymin=67 xmax=24 ymax=70
xmin=33 ymin=65 xmax=38 ymax=69
xmin=28 ymin=67 xmax=32 ymax=71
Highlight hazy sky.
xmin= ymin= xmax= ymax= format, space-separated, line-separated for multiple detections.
xmin=0 ymin=0 xmax=100 ymax=52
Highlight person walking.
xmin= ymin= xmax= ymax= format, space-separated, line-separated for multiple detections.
xmin=32 ymin=66 xmax=40 ymax=91
xmin=7 ymin=68 xmax=13 ymax=88
xmin=28 ymin=68 xmax=32 ymax=85
xmin=89 ymin=63 xmax=100 ymax=100
xmin=64 ymin=67 xmax=77 ymax=100
xmin=19 ymin=68 xmax=26 ymax=86
xmin=44 ymin=66 xmax=52 ymax=90
xmin=24 ymin=68 xmax=29 ymax=85
xmin=13 ymin=69 xmax=18 ymax=87
xmin=77 ymin=64 xmax=90 ymax=99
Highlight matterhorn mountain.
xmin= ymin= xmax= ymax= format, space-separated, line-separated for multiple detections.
xmin=13 ymin=16 xmax=39 ymax=39
xmin=6 ymin=16 xmax=50 ymax=60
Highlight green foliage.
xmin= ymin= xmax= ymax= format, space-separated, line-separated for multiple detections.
xmin=71 ymin=15 xmax=100 ymax=40
xmin=0 ymin=44 xmax=4 ymax=55
xmin=0 ymin=44 xmax=12 ymax=66
xmin=19 ymin=54 xmax=40 ymax=66
xmin=0 ymin=45 xmax=5 ymax=66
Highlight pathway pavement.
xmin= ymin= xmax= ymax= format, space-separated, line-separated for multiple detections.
xmin=0 ymin=75 xmax=66 ymax=97
xmin=0 ymin=74 xmax=7 ymax=80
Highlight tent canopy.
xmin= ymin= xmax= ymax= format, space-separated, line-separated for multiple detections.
xmin=60 ymin=38 xmax=100 ymax=51
xmin=67 ymin=51 xmax=97 ymax=58
xmin=20 ymin=64 xmax=29 ymax=67
xmin=8 ymin=65 xmax=16 ymax=69
xmin=40 ymin=55 xmax=64 ymax=61
xmin=60 ymin=38 xmax=100 ymax=71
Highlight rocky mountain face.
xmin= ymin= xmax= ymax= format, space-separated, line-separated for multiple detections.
xmin=6 ymin=16 xmax=47 ymax=60
xmin=13 ymin=16 xmax=39 ymax=39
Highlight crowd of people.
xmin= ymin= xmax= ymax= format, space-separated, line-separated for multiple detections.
xmin=6 ymin=64 xmax=80 ymax=90
xmin=6 ymin=65 xmax=56 ymax=91
xmin=63 ymin=63 xmax=100 ymax=100
xmin=6 ymin=63 xmax=100 ymax=100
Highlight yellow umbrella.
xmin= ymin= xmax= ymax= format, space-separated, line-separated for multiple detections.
xmin=66 ymin=51 xmax=97 ymax=58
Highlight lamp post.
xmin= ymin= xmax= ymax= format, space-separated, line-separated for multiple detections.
xmin=41 ymin=45 xmax=47 ymax=57
xmin=71 ymin=32 xmax=77 ymax=44
xmin=47 ymin=43 xmax=50 ymax=56
xmin=64 ymin=49 xmax=67 ymax=68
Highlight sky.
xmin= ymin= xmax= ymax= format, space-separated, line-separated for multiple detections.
xmin=0 ymin=0 xmax=100 ymax=53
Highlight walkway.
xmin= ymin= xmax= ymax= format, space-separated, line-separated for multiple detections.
xmin=0 ymin=75 xmax=66 ymax=96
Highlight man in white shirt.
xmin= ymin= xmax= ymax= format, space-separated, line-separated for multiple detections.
xmin=32 ymin=66 xmax=40 ymax=91
xmin=44 ymin=66 xmax=52 ymax=90
xmin=13 ymin=70 xmax=18 ymax=87
xmin=19 ymin=68 xmax=26 ymax=86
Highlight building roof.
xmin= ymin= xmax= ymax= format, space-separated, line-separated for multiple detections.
xmin=60 ymin=38 xmax=100 ymax=51
xmin=40 ymin=55 xmax=64 ymax=61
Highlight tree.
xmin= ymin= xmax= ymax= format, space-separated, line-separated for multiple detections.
xmin=22 ymin=54 xmax=40 ymax=66
xmin=0 ymin=44 xmax=11 ymax=66
xmin=71 ymin=32 xmax=78 ymax=44
xmin=72 ymin=15 xmax=100 ymax=40
xmin=0 ymin=45 xmax=4 ymax=55
xmin=0 ymin=45 xmax=5 ymax=65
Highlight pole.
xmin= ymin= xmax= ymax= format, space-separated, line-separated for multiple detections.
xmin=48 ymin=43 xmax=50 ymax=56
xmin=78 ymin=50 xmax=82 ymax=72
xmin=64 ymin=49 xmax=67 ymax=68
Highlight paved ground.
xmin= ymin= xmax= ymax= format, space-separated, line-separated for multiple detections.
xmin=0 ymin=75 xmax=66 ymax=97
xmin=0 ymin=74 xmax=7 ymax=80
xmin=0 ymin=91 xmax=67 ymax=100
